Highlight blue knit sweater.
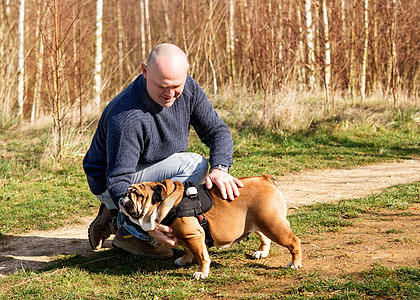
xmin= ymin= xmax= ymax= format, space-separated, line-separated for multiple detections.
xmin=83 ymin=74 xmax=233 ymax=204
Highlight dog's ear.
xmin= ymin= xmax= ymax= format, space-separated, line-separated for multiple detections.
xmin=155 ymin=180 xmax=184 ymax=223
xmin=150 ymin=182 xmax=166 ymax=204
xmin=159 ymin=179 xmax=176 ymax=200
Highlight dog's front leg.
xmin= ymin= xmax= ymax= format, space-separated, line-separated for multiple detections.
xmin=171 ymin=217 xmax=211 ymax=280
xmin=252 ymin=231 xmax=271 ymax=259
xmin=174 ymin=245 xmax=194 ymax=266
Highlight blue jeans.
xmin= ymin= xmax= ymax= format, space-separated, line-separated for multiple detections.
xmin=94 ymin=152 xmax=208 ymax=241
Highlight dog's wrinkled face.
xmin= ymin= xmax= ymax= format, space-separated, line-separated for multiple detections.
xmin=119 ymin=179 xmax=184 ymax=231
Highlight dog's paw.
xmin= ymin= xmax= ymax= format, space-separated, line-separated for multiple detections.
xmin=286 ymin=261 xmax=302 ymax=270
xmin=174 ymin=257 xmax=193 ymax=266
xmin=192 ymin=271 xmax=208 ymax=280
xmin=252 ymin=250 xmax=269 ymax=259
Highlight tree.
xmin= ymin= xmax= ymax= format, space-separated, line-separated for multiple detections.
xmin=322 ymin=0 xmax=331 ymax=106
xmin=361 ymin=0 xmax=369 ymax=104
xmin=304 ymin=0 xmax=316 ymax=90
xmin=31 ymin=0 xmax=46 ymax=123
xmin=226 ymin=0 xmax=236 ymax=84
xmin=17 ymin=0 xmax=25 ymax=120
xmin=93 ymin=0 xmax=103 ymax=108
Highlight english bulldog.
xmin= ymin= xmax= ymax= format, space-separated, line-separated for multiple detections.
xmin=119 ymin=175 xmax=302 ymax=279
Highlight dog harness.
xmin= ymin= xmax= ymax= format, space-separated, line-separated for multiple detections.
xmin=160 ymin=182 xmax=214 ymax=247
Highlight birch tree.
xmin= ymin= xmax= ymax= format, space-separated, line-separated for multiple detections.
xmin=387 ymin=0 xmax=398 ymax=107
xmin=322 ymin=0 xmax=331 ymax=106
xmin=0 ymin=0 xmax=14 ymax=122
xmin=117 ymin=0 xmax=124 ymax=88
xmin=361 ymin=0 xmax=369 ymax=104
xmin=297 ymin=6 xmax=306 ymax=90
xmin=304 ymin=0 xmax=316 ymax=90
xmin=93 ymin=0 xmax=103 ymax=108
xmin=145 ymin=0 xmax=151 ymax=54
xmin=17 ymin=0 xmax=25 ymax=120
xmin=348 ymin=2 xmax=357 ymax=100
xmin=226 ymin=0 xmax=236 ymax=84
xmin=140 ymin=0 xmax=146 ymax=60
xmin=31 ymin=0 xmax=46 ymax=123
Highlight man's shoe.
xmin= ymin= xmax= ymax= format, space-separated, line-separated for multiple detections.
xmin=112 ymin=228 xmax=173 ymax=258
xmin=88 ymin=204 xmax=118 ymax=250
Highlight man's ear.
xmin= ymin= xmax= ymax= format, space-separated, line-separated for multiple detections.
xmin=142 ymin=63 xmax=148 ymax=78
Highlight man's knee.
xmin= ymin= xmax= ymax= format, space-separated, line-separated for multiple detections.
xmin=171 ymin=152 xmax=208 ymax=184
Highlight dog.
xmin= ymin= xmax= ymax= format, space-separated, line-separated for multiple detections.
xmin=119 ymin=175 xmax=302 ymax=279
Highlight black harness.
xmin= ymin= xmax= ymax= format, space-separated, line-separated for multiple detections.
xmin=160 ymin=182 xmax=214 ymax=247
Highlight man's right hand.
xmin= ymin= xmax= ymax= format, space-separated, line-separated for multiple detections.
xmin=148 ymin=224 xmax=179 ymax=248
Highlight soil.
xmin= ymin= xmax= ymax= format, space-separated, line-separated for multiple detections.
xmin=1 ymin=159 xmax=419 ymax=283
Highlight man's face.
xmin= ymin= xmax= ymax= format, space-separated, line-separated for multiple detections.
xmin=142 ymin=62 xmax=187 ymax=108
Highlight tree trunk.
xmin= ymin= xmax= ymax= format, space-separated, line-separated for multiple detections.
xmin=304 ymin=0 xmax=315 ymax=90
xmin=388 ymin=0 xmax=398 ymax=107
xmin=52 ymin=0 xmax=63 ymax=160
xmin=117 ymin=0 xmax=124 ymax=88
xmin=207 ymin=0 xmax=217 ymax=94
xmin=140 ymin=0 xmax=146 ymax=60
xmin=17 ymin=0 xmax=25 ymax=120
xmin=145 ymin=0 xmax=151 ymax=54
xmin=94 ymin=0 xmax=103 ymax=108
xmin=226 ymin=0 xmax=236 ymax=84
xmin=0 ymin=0 xmax=13 ymax=121
xmin=297 ymin=6 xmax=306 ymax=90
xmin=322 ymin=0 xmax=331 ymax=106
xmin=163 ymin=0 xmax=173 ymax=42
xmin=31 ymin=0 xmax=45 ymax=123
xmin=348 ymin=2 xmax=357 ymax=102
xmin=361 ymin=0 xmax=369 ymax=105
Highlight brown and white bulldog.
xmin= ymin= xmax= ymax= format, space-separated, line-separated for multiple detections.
xmin=119 ymin=175 xmax=302 ymax=280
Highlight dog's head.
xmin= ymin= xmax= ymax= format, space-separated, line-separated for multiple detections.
xmin=119 ymin=179 xmax=184 ymax=231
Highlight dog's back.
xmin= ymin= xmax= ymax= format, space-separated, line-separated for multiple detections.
xmin=205 ymin=175 xmax=287 ymax=248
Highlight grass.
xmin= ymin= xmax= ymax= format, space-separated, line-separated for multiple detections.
xmin=0 ymin=95 xmax=419 ymax=298
xmin=288 ymin=181 xmax=420 ymax=236
xmin=1 ymin=107 xmax=418 ymax=235
xmin=280 ymin=264 xmax=420 ymax=299
xmin=1 ymin=182 xmax=418 ymax=299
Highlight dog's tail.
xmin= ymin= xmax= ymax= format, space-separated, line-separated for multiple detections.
xmin=262 ymin=174 xmax=278 ymax=188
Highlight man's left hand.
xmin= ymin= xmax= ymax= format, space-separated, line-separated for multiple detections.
xmin=205 ymin=169 xmax=243 ymax=201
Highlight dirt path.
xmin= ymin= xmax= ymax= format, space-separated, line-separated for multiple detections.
xmin=1 ymin=159 xmax=419 ymax=278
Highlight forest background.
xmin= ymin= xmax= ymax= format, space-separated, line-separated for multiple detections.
xmin=0 ymin=0 xmax=418 ymax=161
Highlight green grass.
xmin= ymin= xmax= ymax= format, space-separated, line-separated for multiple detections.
xmin=280 ymin=264 xmax=420 ymax=299
xmin=288 ymin=181 xmax=420 ymax=236
xmin=1 ymin=182 xmax=418 ymax=299
xmin=0 ymin=100 xmax=419 ymax=298
xmin=1 ymin=111 xmax=418 ymax=236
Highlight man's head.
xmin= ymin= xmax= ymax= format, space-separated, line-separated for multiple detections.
xmin=142 ymin=43 xmax=189 ymax=107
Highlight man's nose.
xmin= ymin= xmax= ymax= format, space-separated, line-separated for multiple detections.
xmin=165 ymin=89 xmax=175 ymax=97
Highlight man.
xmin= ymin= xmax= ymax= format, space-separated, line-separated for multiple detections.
xmin=83 ymin=43 xmax=243 ymax=257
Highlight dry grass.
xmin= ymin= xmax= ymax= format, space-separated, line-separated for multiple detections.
xmin=211 ymin=86 xmax=419 ymax=132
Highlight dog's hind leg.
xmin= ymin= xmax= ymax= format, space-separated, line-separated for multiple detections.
xmin=259 ymin=219 xmax=302 ymax=270
xmin=252 ymin=231 xmax=271 ymax=259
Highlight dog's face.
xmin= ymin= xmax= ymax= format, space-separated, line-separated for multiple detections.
xmin=119 ymin=179 xmax=184 ymax=231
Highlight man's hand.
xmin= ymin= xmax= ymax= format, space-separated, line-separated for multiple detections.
xmin=205 ymin=168 xmax=244 ymax=200
xmin=148 ymin=224 xmax=179 ymax=248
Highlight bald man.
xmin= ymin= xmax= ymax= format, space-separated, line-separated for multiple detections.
xmin=83 ymin=44 xmax=243 ymax=257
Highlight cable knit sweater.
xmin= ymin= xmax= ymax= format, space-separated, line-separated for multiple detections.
xmin=83 ymin=74 xmax=233 ymax=205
